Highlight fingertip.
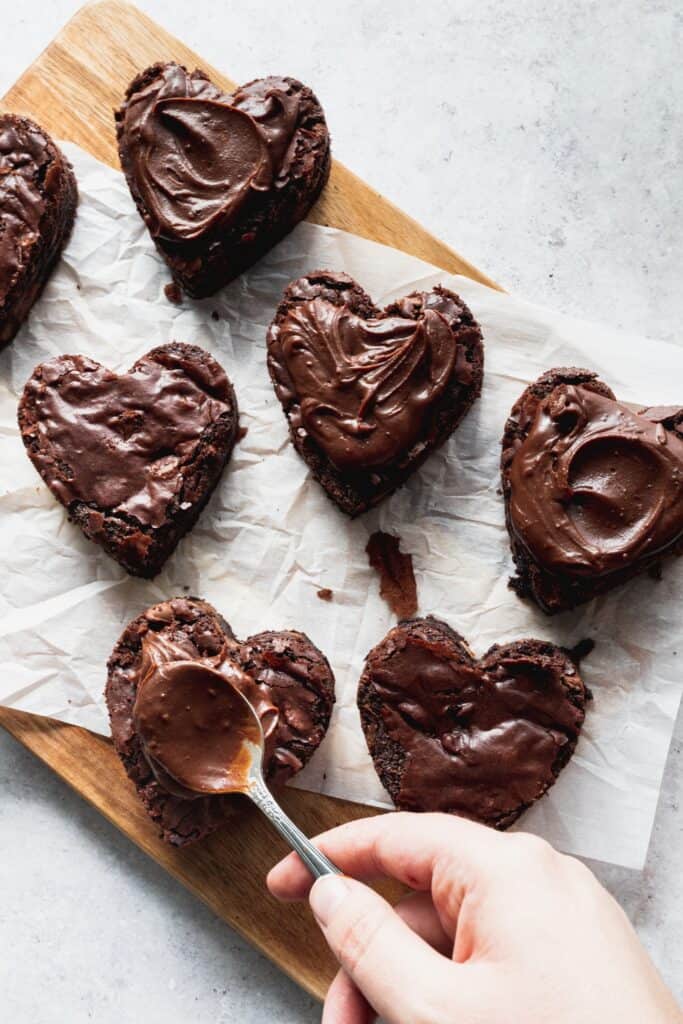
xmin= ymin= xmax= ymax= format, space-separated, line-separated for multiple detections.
xmin=266 ymin=851 xmax=316 ymax=901
xmin=265 ymin=852 xmax=295 ymax=896
xmin=265 ymin=864 xmax=283 ymax=897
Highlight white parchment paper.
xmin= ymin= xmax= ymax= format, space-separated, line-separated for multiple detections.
xmin=1 ymin=144 xmax=682 ymax=870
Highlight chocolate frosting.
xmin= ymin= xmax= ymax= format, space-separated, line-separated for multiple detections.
xmin=271 ymin=294 xmax=461 ymax=471
xmin=133 ymin=660 xmax=264 ymax=796
xmin=130 ymin=615 xmax=326 ymax=798
xmin=0 ymin=120 xmax=50 ymax=303
xmin=508 ymin=384 xmax=683 ymax=577
xmin=119 ymin=65 xmax=302 ymax=242
xmin=24 ymin=351 xmax=232 ymax=528
xmin=368 ymin=631 xmax=583 ymax=820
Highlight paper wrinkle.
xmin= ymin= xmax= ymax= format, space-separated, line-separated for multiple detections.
xmin=1 ymin=143 xmax=682 ymax=869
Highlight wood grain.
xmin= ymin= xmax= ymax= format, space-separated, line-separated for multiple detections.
xmin=0 ymin=0 xmax=496 ymax=999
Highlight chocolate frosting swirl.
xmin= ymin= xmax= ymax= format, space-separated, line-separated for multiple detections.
xmin=508 ymin=384 xmax=683 ymax=577
xmin=119 ymin=64 xmax=302 ymax=242
xmin=0 ymin=120 xmax=49 ymax=303
xmin=273 ymin=297 xmax=457 ymax=470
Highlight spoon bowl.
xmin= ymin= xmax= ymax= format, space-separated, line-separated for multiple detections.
xmin=135 ymin=659 xmax=340 ymax=879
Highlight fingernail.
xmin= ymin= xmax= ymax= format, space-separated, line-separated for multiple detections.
xmin=309 ymin=875 xmax=349 ymax=927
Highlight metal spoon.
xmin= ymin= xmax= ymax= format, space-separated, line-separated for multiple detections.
xmin=239 ymin=728 xmax=341 ymax=879
xmin=140 ymin=660 xmax=341 ymax=879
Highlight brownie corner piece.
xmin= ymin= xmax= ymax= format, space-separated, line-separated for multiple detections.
xmin=0 ymin=113 xmax=77 ymax=347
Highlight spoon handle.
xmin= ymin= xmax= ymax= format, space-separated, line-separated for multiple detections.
xmin=248 ymin=776 xmax=341 ymax=879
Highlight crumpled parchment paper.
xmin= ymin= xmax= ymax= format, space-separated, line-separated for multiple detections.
xmin=1 ymin=144 xmax=682 ymax=869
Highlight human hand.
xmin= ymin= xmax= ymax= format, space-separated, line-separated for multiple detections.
xmin=267 ymin=812 xmax=682 ymax=1024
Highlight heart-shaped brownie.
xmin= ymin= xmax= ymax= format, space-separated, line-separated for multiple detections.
xmin=18 ymin=342 xmax=238 ymax=577
xmin=116 ymin=63 xmax=330 ymax=298
xmin=358 ymin=617 xmax=587 ymax=827
xmin=0 ymin=114 xmax=77 ymax=347
xmin=106 ymin=597 xmax=335 ymax=845
xmin=267 ymin=271 xmax=484 ymax=515
xmin=501 ymin=368 xmax=683 ymax=613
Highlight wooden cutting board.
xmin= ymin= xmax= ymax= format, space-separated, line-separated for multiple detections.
xmin=0 ymin=0 xmax=499 ymax=1000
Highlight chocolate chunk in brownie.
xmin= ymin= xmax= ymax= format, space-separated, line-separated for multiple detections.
xmin=106 ymin=597 xmax=335 ymax=845
xmin=358 ymin=616 xmax=587 ymax=828
xmin=0 ymin=114 xmax=77 ymax=346
xmin=18 ymin=342 xmax=238 ymax=577
xmin=501 ymin=367 xmax=683 ymax=613
xmin=267 ymin=271 xmax=484 ymax=515
xmin=116 ymin=63 xmax=330 ymax=298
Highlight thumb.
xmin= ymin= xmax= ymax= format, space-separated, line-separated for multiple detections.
xmin=310 ymin=875 xmax=461 ymax=1024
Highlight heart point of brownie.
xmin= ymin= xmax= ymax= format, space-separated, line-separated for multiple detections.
xmin=116 ymin=63 xmax=330 ymax=297
xmin=0 ymin=114 xmax=77 ymax=347
xmin=106 ymin=597 xmax=335 ymax=845
xmin=358 ymin=616 xmax=587 ymax=828
xmin=501 ymin=368 xmax=683 ymax=613
xmin=18 ymin=342 xmax=238 ymax=577
xmin=267 ymin=271 xmax=484 ymax=514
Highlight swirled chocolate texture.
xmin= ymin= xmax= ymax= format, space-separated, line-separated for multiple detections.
xmin=116 ymin=63 xmax=330 ymax=298
xmin=358 ymin=617 xmax=587 ymax=827
xmin=267 ymin=271 xmax=484 ymax=515
xmin=501 ymin=368 xmax=683 ymax=613
xmin=106 ymin=597 xmax=335 ymax=845
xmin=0 ymin=114 xmax=77 ymax=347
xmin=18 ymin=343 xmax=238 ymax=577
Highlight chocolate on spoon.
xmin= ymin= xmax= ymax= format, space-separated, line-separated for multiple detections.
xmin=133 ymin=658 xmax=339 ymax=877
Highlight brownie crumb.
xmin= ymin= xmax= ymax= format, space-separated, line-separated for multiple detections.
xmin=317 ymin=588 xmax=333 ymax=602
xmin=366 ymin=530 xmax=417 ymax=618
xmin=164 ymin=281 xmax=182 ymax=304
xmin=236 ymin=424 xmax=248 ymax=442
xmin=566 ymin=637 xmax=595 ymax=664
xmin=211 ymin=311 xmax=220 ymax=322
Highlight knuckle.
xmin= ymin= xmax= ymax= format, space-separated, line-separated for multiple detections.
xmin=508 ymin=831 xmax=557 ymax=864
xmin=561 ymin=852 xmax=595 ymax=885
xmin=335 ymin=904 xmax=387 ymax=975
